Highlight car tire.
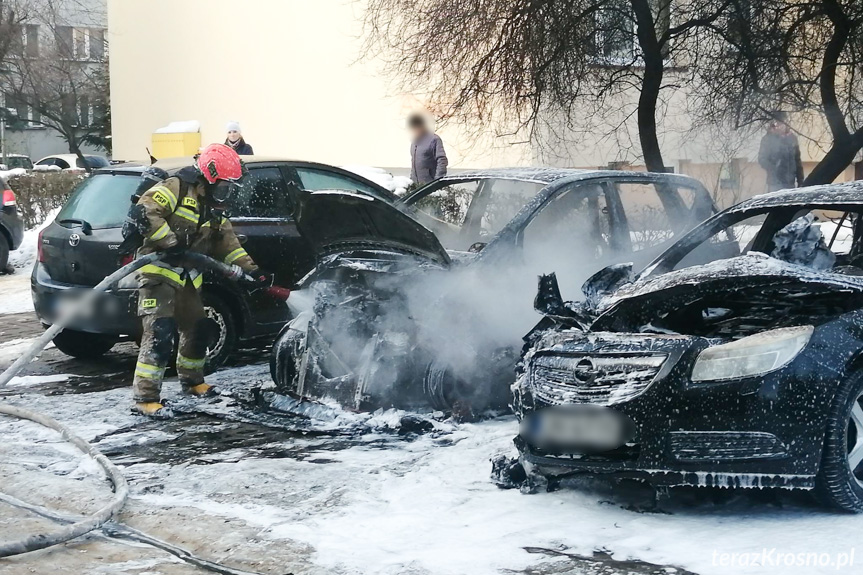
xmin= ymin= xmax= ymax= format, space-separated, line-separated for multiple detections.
xmin=201 ymin=291 xmax=237 ymax=373
xmin=52 ymin=329 xmax=118 ymax=359
xmin=815 ymin=371 xmax=863 ymax=512
xmin=0 ymin=235 xmax=9 ymax=272
xmin=269 ymin=326 xmax=305 ymax=392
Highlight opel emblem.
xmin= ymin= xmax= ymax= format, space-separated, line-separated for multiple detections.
xmin=69 ymin=233 xmax=80 ymax=247
xmin=573 ymin=358 xmax=598 ymax=384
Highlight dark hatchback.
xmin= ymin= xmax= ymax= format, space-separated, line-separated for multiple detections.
xmin=1 ymin=176 xmax=25 ymax=270
xmin=515 ymin=181 xmax=863 ymax=511
xmin=32 ymin=157 xmax=395 ymax=366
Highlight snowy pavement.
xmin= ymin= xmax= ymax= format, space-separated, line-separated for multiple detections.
xmin=0 ymin=272 xmax=33 ymax=315
xmin=1 ymin=330 xmax=862 ymax=575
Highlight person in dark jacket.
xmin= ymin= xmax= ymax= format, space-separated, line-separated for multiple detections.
xmin=758 ymin=113 xmax=804 ymax=192
xmin=224 ymin=121 xmax=254 ymax=155
xmin=408 ymin=113 xmax=448 ymax=185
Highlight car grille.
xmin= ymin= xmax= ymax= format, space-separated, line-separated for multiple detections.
xmin=669 ymin=431 xmax=789 ymax=462
xmin=530 ymin=354 xmax=667 ymax=406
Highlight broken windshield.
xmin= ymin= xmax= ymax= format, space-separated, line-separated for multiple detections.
xmin=647 ymin=205 xmax=863 ymax=277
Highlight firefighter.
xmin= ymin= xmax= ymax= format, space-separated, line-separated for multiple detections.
xmin=129 ymin=144 xmax=271 ymax=417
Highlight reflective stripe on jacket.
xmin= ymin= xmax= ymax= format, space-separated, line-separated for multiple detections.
xmin=135 ymin=176 xmax=256 ymax=286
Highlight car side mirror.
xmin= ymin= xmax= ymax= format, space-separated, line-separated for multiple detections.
xmin=468 ymin=242 xmax=487 ymax=253
xmin=236 ymin=234 xmax=248 ymax=245
xmin=581 ymin=263 xmax=633 ymax=309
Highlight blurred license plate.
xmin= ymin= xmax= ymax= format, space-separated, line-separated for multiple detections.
xmin=520 ymin=405 xmax=635 ymax=452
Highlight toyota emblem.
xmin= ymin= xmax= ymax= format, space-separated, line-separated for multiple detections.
xmin=69 ymin=233 xmax=80 ymax=247
xmin=573 ymin=358 xmax=599 ymax=384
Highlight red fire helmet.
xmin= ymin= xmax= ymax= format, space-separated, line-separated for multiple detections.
xmin=196 ymin=143 xmax=244 ymax=184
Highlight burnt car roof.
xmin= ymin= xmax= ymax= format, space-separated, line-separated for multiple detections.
xmin=431 ymin=167 xmax=700 ymax=186
xmin=729 ymin=181 xmax=863 ymax=212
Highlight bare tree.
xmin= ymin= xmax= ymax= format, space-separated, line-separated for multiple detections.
xmin=0 ymin=1 xmax=32 ymax=65
xmin=2 ymin=0 xmax=108 ymax=168
xmin=694 ymin=0 xmax=863 ymax=185
xmin=363 ymin=0 xmax=732 ymax=173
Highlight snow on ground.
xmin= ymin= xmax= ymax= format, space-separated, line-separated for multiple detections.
xmin=0 ymin=273 xmax=34 ymax=315
xmin=342 ymin=165 xmax=413 ymax=196
xmin=1 ymin=363 xmax=861 ymax=575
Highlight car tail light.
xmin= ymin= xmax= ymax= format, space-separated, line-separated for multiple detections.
xmin=120 ymin=253 xmax=134 ymax=266
xmin=37 ymin=229 xmax=46 ymax=263
xmin=1 ymin=189 xmax=15 ymax=207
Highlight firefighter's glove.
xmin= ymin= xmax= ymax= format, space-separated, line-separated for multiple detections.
xmin=244 ymin=269 xmax=275 ymax=291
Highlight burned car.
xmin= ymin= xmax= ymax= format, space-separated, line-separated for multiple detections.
xmin=271 ymin=169 xmax=714 ymax=414
xmin=515 ymin=181 xmax=863 ymax=511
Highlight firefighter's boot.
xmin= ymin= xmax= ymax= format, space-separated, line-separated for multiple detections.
xmin=183 ymin=382 xmax=217 ymax=397
xmin=131 ymin=401 xmax=172 ymax=418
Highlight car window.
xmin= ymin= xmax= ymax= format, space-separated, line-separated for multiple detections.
xmin=79 ymin=156 xmax=108 ymax=169
xmin=409 ymin=178 xmax=544 ymax=251
xmin=6 ymin=157 xmax=32 ymax=170
xmin=412 ymin=180 xmax=479 ymax=228
xmin=614 ymin=182 xmax=708 ymax=253
xmin=38 ymin=157 xmax=70 ymax=169
xmin=523 ymin=184 xmax=612 ymax=259
xmin=229 ymin=167 xmax=292 ymax=219
xmin=296 ymin=168 xmax=381 ymax=196
xmin=672 ymin=213 xmax=769 ymax=271
xmin=56 ymin=173 xmax=140 ymax=228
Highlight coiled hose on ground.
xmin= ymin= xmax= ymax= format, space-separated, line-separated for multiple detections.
xmin=0 ymin=253 xmax=276 ymax=574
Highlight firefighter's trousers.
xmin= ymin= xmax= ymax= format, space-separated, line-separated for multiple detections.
xmin=132 ymin=279 xmax=209 ymax=403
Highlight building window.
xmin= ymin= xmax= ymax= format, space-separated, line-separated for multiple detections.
xmin=9 ymin=24 xmax=39 ymax=58
xmin=592 ymin=0 xmax=671 ymax=64
xmin=77 ymin=96 xmax=93 ymax=127
xmin=2 ymin=93 xmax=40 ymax=128
xmin=55 ymin=26 xmax=106 ymax=61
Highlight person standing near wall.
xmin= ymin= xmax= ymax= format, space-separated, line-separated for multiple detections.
xmin=225 ymin=122 xmax=254 ymax=155
xmin=758 ymin=112 xmax=804 ymax=192
xmin=409 ymin=113 xmax=448 ymax=186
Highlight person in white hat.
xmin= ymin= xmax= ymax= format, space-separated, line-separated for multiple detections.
xmin=224 ymin=121 xmax=254 ymax=155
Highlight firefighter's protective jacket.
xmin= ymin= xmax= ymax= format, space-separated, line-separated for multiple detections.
xmin=136 ymin=176 xmax=256 ymax=288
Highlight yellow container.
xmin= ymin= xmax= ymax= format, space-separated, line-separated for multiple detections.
xmin=150 ymin=132 xmax=202 ymax=160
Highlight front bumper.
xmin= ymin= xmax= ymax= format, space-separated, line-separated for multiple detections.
xmin=513 ymin=331 xmax=833 ymax=490
xmin=31 ymin=262 xmax=141 ymax=337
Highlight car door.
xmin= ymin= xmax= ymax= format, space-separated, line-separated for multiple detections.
xmin=227 ymin=164 xmax=315 ymax=329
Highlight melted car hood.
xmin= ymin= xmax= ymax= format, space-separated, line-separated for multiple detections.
xmin=594 ymin=253 xmax=863 ymax=332
xmin=293 ymin=190 xmax=451 ymax=266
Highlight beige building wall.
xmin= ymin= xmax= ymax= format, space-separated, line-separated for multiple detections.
xmin=107 ymin=0 xmax=532 ymax=168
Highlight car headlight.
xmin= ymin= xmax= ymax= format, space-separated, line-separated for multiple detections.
xmin=691 ymin=326 xmax=813 ymax=382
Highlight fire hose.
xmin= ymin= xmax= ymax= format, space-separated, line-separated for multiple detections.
xmin=0 ymin=252 xmax=289 ymax=573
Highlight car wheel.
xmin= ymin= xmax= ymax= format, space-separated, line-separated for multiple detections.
xmin=201 ymin=292 xmax=237 ymax=373
xmin=52 ymin=329 xmax=118 ymax=359
xmin=270 ymin=325 xmax=306 ymax=392
xmin=0 ymin=235 xmax=9 ymax=272
xmin=815 ymin=371 xmax=863 ymax=512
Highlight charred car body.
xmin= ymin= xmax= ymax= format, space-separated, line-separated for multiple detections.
xmin=271 ymin=169 xmax=714 ymax=414
xmin=515 ymin=182 xmax=863 ymax=511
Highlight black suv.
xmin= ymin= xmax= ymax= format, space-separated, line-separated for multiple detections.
xmin=1 ymin=176 xmax=25 ymax=271
xmin=31 ymin=157 xmax=395 ymax=366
